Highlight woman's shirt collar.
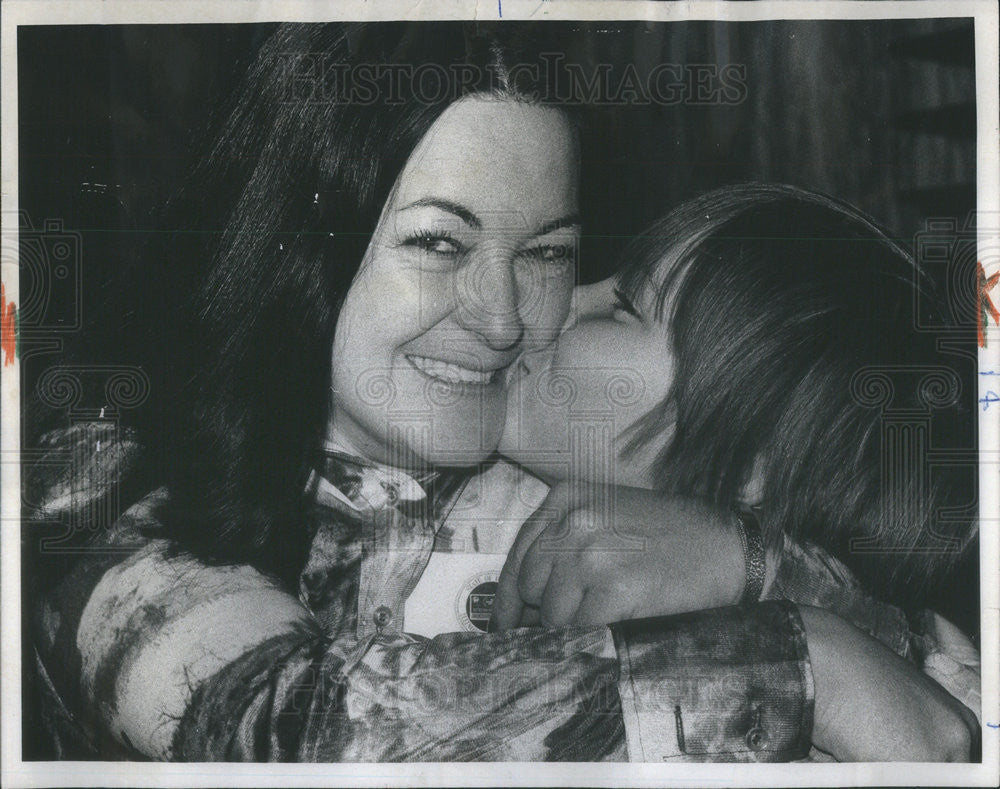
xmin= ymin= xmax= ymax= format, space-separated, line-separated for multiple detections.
xmin=311 ymin=446 xmax=433 ymax=514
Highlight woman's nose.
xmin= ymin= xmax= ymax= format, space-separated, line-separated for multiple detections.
xmin=454 ymin=256 xmax=524 ymax=351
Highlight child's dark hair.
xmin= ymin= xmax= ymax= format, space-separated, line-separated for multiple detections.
xmin=618 ymin=183 xmax=976 ymax=606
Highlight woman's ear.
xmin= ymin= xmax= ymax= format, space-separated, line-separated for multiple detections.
xmin=738 ymin=452 xmax=768 ymax=508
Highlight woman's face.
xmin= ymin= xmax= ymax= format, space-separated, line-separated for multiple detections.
xmin=329 ymin=96 xmax=580 ymax=468
xmin=498 ymin=275 xmax=676 ymax=488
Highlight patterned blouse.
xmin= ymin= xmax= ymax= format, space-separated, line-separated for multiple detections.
xmin=25 ymin=421 xmax=979 ymax=762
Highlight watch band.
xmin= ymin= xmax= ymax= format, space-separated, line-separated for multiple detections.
xmin=733 ymin=507 xmax=766 ymax=604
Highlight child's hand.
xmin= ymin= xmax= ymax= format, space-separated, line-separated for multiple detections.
xmin=491 ymin=482 xmax=747 ymax=630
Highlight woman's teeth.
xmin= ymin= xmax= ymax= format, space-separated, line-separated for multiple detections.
xmin=406 ymin=355 xmax=496 ymax=385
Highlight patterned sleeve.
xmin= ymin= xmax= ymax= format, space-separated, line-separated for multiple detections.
xmin=908 ymin=610 xmax=982 ymax=724
xmin=169 ymin=600 xmax=812 ymax=762
xmin=28 ymin=425 xmax=814 ymax=763
xmin=34 ymin=517 xmax=814 ymax=762
xmin=765 ymin=534 xmax=913 ymax=654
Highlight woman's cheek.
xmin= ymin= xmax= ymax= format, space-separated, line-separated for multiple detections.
xmin=392 ymin=266 xmax=455 ymax=332
xmin=528 ymin=278 xmax=575 ymax=350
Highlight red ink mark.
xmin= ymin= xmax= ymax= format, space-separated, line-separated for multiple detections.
xmin=979 ymin=261 xmax=1000 ymax=348
xmin=1 ymin=282 xmax=17 ymax=366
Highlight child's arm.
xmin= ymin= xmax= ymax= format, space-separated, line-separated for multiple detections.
xmin=493 ymin=480 xmax=958 ymax=649
xmin=491 ymin=482 xmax=748 ymax=630
xmin=492 ymin=482 xmax=982 ymax=730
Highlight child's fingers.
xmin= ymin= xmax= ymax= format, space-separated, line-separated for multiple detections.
xmin=491 ymin=563 xmax=524 ymax=632
xmin=539 ymin=561 xmax=585 ymax=628
xmin=569 ymin=585 xmax=625 ymax=626
xmin=491 ymin=513 xmax=550 ymax=631
xmin=517 ymin=522 xmax=560 ymax=608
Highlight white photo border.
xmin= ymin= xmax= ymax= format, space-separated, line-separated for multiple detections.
xmin=2 ymin=1 xmax=997 ymax=787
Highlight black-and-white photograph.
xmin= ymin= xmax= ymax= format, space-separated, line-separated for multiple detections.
xmin=2 ymin=1 xmax=998 ymax=786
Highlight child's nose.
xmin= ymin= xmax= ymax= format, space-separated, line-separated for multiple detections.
xmin=569 ymin=278 xmax=618 ymax=326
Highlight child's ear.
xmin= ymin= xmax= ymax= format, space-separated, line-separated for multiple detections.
xmin=737 ymin=452 xmax=767 ymax=508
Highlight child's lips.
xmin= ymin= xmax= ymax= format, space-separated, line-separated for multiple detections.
xmin=503 ymin=354 xmax=530 ymax=388
xmin=504 ymin=340 xmax=561 ymax=393
xmin=522 ymin=345 xmax=559 ymax=376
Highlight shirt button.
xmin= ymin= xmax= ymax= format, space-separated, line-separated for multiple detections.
xmin=745 ymin=726 xmax=770 ymax=751
xmin=373 ymin=606 xmax=393 ymax=629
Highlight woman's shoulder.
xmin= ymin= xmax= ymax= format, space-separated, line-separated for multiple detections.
xmin=37 ymin=523 xmax=318 ymax=759
xmin=27 ymin=420 xmax=144 ymax=522
xmin=28 ymin=424 xmax=320 ymax=758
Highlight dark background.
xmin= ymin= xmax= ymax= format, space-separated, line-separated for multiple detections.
xmin=17 ymin=19 xmax=981 ymax=757
xmin=17 ymin=20 xmax=977 ymax=278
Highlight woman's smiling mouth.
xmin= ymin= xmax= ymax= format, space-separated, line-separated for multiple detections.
xmin=405 ymin=354 xmax=501 ymax=386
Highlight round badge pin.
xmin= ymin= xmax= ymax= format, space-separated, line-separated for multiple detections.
xmin=455 ymin=572 xmax=499 ymax=632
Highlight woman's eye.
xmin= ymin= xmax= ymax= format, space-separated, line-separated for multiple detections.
xmin=527 ymin=244 xmax=573 ymax=262
xmin=520 ymin=244 xmax=576 ymax=274
xmin=404 ymin=233 xmax=464 ymax=256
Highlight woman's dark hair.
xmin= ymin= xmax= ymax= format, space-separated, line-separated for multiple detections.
xmin=618 ymin=183 xmax=976 ymax=605
xmin=150 ymin=23 xmax=579 ymax=581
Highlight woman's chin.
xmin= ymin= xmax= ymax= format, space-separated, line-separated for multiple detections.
xmin=494 ymin=437 xmax=569 ymax=484
xmin=419 ymin=420 xmax=504 ymax=468
xmin=420 ymin=443 xmax=496 ymax=469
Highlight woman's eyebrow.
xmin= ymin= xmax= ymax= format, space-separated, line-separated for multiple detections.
xmin=398 ymin=197 xmax=482 ymax=229
xmin=398 ymin=198 xmax=580 ymax=236
xmin=532 ymin=214 xmax=582 ymax=236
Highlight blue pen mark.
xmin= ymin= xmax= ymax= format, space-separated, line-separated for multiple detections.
xmin=980 ymin=370 xmax=998 ymax=375
xmin=498 ymin=0 xmax=502 ymax=17
xmin=980 ymin=391 xmax=999 ymax=411
xmin=987 ymin=722 xmax=999 ymax=729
